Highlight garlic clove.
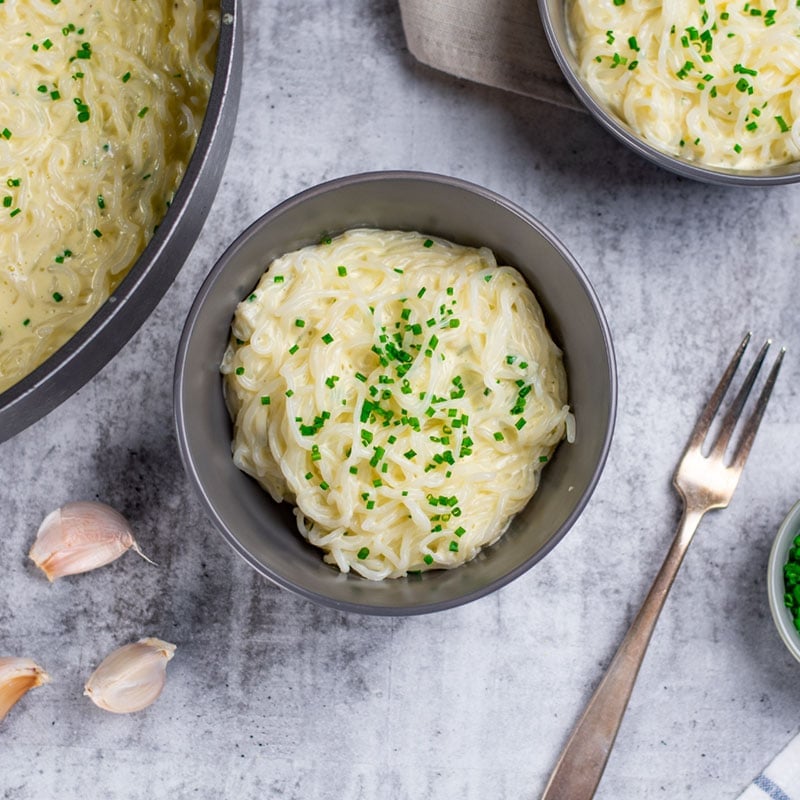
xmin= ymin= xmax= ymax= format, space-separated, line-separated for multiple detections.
xmin=84 ymin=637 xmax=176 ymax=714
xmin=29 ymin=500 xmax=154 ymax=581
xmin=0 ymin=657 xmax=50 ymax=723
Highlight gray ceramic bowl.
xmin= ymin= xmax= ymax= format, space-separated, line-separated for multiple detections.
xmin=537 ymin=0 xmax=800 ymax=186
xmin=0 ymin=0 xmax=242 ymax=443
xmin=174 ymin=171 xmax=617 ymax=615
xmin=767 ymin=500 xmax=800 ymax=663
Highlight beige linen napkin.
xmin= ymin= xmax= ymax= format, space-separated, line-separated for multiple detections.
xmin=398 ymin=0 xmax=581 ymax=110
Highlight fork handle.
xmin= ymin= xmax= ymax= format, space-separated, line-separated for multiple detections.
xmin=540 ymin=506 xmax=705 ymax=800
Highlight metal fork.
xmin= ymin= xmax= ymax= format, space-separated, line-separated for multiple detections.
xmin=541 ymin=332 xmax=785 ymax=800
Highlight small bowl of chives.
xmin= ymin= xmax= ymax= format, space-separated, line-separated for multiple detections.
xmin=767 ymin=499 xmax=800 ymax=664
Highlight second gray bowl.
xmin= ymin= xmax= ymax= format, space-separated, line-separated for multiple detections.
xmin=537 ymin=0 xmax=800 ymax=186
xmin=174 ymin=171 xmax=616 ymax=614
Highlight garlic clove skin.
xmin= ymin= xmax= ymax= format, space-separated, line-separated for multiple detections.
xmin=29 ymin=500 xmax=154 ymax=581
xmin=0 ymin=657 xmax=50 ymax=723
xmin=84 ymin=637 xmax=176 ymax=714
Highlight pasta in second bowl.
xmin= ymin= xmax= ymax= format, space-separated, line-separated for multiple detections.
xmin=175 ymin=172 xmax=616 ymax=614
xmin=538 ymin=0 xmax=800 ymax=185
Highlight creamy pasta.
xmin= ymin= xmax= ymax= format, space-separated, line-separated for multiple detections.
xmin=0 ymin=0 xmax=218 ymax=394
xmin=222 ymin=229 xmax=573 ymax=580
xmin=570 ymin=0 xmax=800 ymax=168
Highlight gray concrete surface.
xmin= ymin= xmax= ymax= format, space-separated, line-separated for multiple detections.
xmin=2 ymin=0 xmax=800 ymax=797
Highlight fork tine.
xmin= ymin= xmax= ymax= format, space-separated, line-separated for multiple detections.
xmin=729 ymin=346 xmax=785 ymax=473
xmin=708 ymin=339 xmax=771 ymax=461
xmin=686 ymin=331 xmax=751 ymax=452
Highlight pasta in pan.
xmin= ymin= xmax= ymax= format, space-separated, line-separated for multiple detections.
xmin=222 ymin=229 xmax=573 ymax=580
xmin=569 ymin=0 xmax=800 ymax=168
xmin=0 ymin=0 xmax=218 ymax=394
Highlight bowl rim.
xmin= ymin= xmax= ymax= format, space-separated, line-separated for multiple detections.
xmin=174 ymin=169 xmax=618 ymax=614
xmin=767 ymin=499 xmax=800 ymax=663
xmin=536 ymin=0 xmax=800 ymax=187
xmin=0 ymin=0 xmax=243 ymax=444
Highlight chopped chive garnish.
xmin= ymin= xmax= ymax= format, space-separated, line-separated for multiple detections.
xmin=321 ymin=332 xmax=334 ymax=344
xmin=776 ymin=116 xmax=790 ymax=132
xmin=295 ymin=318 xmax=305 ymax=327
xmin=337 ymin=265 xmax=347 ymax=276
xmin=423 ymin=554 xmax=434 ymax=565
xmin=260 ymin=396 xmax=270 ymax=405
xmin=138 ymin=106 xmax=149 ymax=118
xmin=423 ymin=239 xmax=433 ymax=248
xmin=52 ymin=292 xmax=63 ymax=302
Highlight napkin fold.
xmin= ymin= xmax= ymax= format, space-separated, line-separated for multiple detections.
xmin=738 ymin=733 xmax=800 ymax=800
xmin=397 ymin=0 xmax=581 ymax=110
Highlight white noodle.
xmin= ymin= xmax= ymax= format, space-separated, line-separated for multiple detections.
xmin=0 ymin=0 xmax=218 ymax=393
xmin=570 ymin=0 xmax=800 ymax=168
xmin=222 ymin=229 xmax=573 ymax=580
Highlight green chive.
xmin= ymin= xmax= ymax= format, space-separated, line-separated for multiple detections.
xmin=260 ymin=396 xmax=270 ymax=405
xmin=52 ymin=292 xmax=63 ymax=302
